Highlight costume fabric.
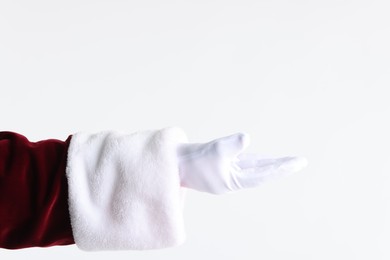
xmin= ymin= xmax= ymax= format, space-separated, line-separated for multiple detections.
xmin=66 ymin=128 xmax=188 ymax=250
xmin=0 ymin=132 xmax=74 ymax=249
xmin=0 ymin=128 xmax=188 ymax=251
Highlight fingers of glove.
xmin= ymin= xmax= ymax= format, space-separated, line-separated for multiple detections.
xmin=211 ymin=132 xmax=250 ymax=158
xmin=235 ymin=156 xmax=308 ymax=189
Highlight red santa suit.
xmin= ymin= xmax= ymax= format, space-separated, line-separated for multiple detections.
xmin=0 ymin=128 xmax=188 ymax=251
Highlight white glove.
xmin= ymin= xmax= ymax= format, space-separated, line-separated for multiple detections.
xmin=177 ymin=133 xmax=307 ymax=194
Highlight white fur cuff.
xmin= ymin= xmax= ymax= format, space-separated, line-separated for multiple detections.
xmin=65 ymin=127 xmax=188 ymax=251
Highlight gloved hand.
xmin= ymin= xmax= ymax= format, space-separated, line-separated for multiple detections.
xmin=177 ymin=133 xmax=307 ymax=194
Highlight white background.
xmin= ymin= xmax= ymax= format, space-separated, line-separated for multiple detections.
xmin=1 ymin=0 xmax=389 ymax=259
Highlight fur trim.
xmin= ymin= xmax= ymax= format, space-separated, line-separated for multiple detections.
xmin=66 ymin=127 xmax=188 ymax=251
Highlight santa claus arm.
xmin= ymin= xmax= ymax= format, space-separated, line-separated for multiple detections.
xmin=0 ymin=128 xmax=307 ymax=251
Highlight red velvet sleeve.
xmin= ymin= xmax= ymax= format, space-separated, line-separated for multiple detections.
xmin=0 ymin=132 xmax=75 ymax=249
